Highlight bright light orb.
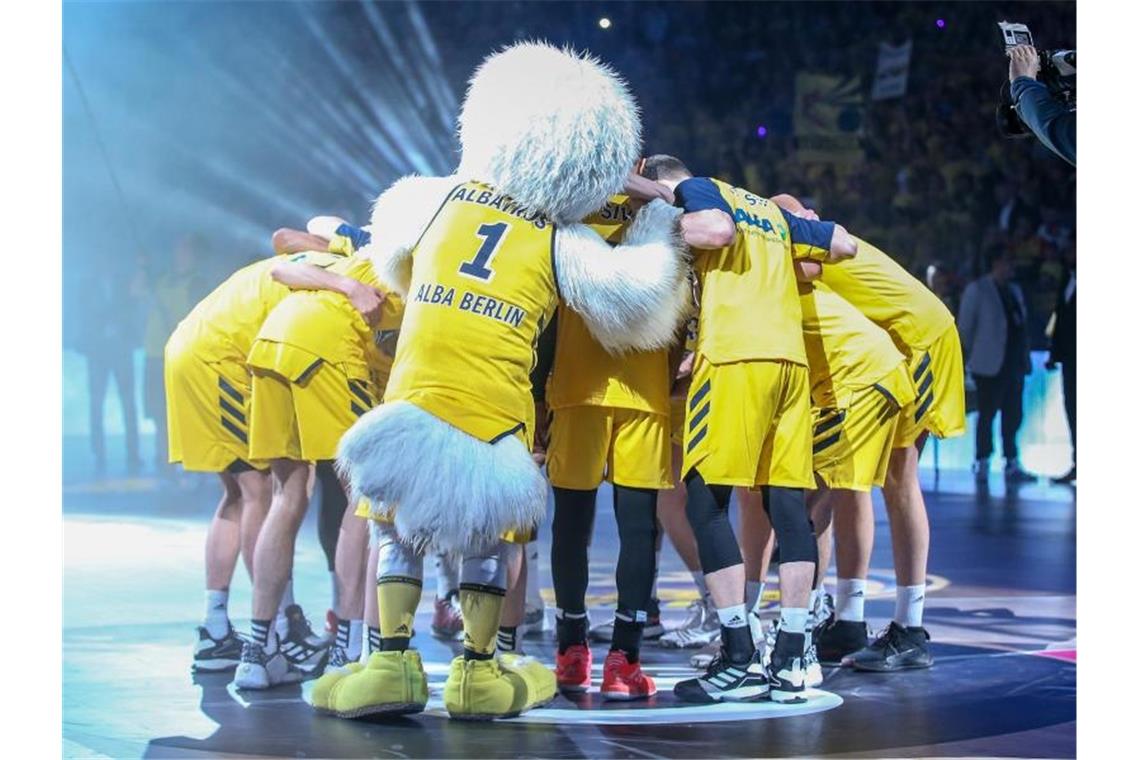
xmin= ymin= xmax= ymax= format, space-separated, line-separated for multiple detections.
xmin=599 ymin=17 xmax=612 ymax=30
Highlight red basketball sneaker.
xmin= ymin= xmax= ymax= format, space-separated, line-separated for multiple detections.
xmin=601 ymin=650 xmax=657 ymax=700
xmin=555 ymin=644 xmax=592 ymax=692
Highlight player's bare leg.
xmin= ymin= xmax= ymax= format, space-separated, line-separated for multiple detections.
xmin=657 ymin=446 xmax=721 ymax=650
xmin=738 ymin=488 xmax=775 ymax=625
xmin=847 ymin=441 xmax=933 ymax=671
xmin=815 ymin=488 xmax=874 ymax=664
xmin=233 ymin=459 xmax=327 ymax=689
xmin=193 ymin=472 xmax=246 ymax=672
xmin=330 ymin=495 xmax=368 ymax=664
xmin=497 ymin=542 xmax=527 ymax=653
xmin=234 ymin=468 xmax=270 ymax=578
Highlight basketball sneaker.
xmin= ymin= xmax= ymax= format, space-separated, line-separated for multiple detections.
xmin=601 ymin=650 xmax=657 ymax=701
xmin=520 ymin=596 xmax=547 ymax=637
xmin=847 ymin=621 xmax=933 ymax=671
xmin=657 ymin=598 xmax=719 ymax=649
xmin=331 ymin=650 xmax=429 ymax=719
xmin=1004 ymin=461 xmax=1036 ymax=483
xmin=232 ymin=638 xmax=309 ymax=690
xmin=590 ymin=598 xmax=664 ymax=642
xmin=281 ymin=604 xmax=331 ymax=654
xmin=761 ymin=621 xmax=822 ymax=689
xmin=432 ymin=591 xmax=464 ymax=640
xmin=309 ymin=646 xmax=365 ymax=714
xmin=192 ymin=625 xmax=244 ymax=672
xmin=555 ymin=643 xmax=592 ymax=692
xmin=815 ymin=619 xmax=869 ymax=665
xmin=810 ymin=592 xmax=835 ymax=635
xmin=673 ymin=647 xmax=768 ymax=703
xmin=766 ymin=628 xmax=809 ymax=703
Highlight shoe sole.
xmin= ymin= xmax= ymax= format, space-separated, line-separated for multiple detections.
xmin=557 ymin=681 xmax=591 ymax=693
xmin=852 ymin=659 xmax=933 ymax=672
xmin=335 ymin=702 xmax=426 ymax=720
xmin=192 ymin=659 xmax=239 ymax=673
xmin=601 ymin=689 xmax=657 ymax=701
xmin=769 ymin=689 xmax=807 ymax=704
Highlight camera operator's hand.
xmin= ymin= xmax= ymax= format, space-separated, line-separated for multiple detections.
xmin=1008 ymin=44 xmax=1041 ymax=82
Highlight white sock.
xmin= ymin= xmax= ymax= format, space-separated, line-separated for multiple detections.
xmin=808 ymin=586 xmax=821 ymax=612
xmin=716 ymin=603 xmax=749 ymax=629
xmin=895 ymin=584 xmax=926 ymax=628
xmin=691 ymin=571 xmax=711 ymax=603
xmin=525 ymin=541 xmax=542 ymax=604
xmin=836 ymin=578 xmax=867 ymax=622
xmin=347 ymin=620 xmax=364 ymax=661
xmin=204 ymin=589 xmax=230 ymax=639
xmin=275 ymin=579 xmax=295 ymax=636
xmin=750 ymin=583 xmax=767 ymax=616
xmin=329 ymin=572 xmax=340 ymax=612
xmin=745 ymin=580 xmax=762 ymax=612
xmin=780 ymin=607 xmax=810 ymax=635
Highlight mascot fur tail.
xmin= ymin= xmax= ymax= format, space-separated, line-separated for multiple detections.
xmin=337 ymin=402 xmax=547 ymax=555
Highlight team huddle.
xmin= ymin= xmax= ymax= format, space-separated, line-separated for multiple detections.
xmin=166 ymin=43 xmax=964 ymax=721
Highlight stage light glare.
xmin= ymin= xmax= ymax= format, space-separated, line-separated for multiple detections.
xmin=936 ymin=18 xmax=946 ymax=29
xmin=599 ymin=17 xmax=612 ymax=30
xmin=756 ymin=125 xmax=768 ymax=138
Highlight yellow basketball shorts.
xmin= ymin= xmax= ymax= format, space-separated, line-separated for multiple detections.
xmin=248 ymin=355 xmax=380 ymax=462
xmin=894 ymin=325 xmax=967 ymax=448
xmin=164 ymin=346 xmax=263 ymax=473
xmin=546 ymin=405 xmax=671 ymax=490
xmin=813 ymin=363 xmax=915 ymax=491
xmin=681 ymin=356 xmax=814 ymax=489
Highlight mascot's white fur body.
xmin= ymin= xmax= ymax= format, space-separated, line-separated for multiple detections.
xmin=338 ymin=43 xmax=689 ymax=554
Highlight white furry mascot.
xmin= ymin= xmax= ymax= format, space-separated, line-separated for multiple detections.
xmin=337 ymin=42 xmax=689 ymax=556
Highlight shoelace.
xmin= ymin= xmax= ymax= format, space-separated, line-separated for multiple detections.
xmin=241 ymin=641 xmax=268 ymax=666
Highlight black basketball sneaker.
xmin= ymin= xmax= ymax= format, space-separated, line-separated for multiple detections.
xmin=191 ymin=626 xmax=245 ymax=672
xmin=815 ymin=618 xmax=870 ymax=665
xmin=848 ymin=621 xmax=933 ymax=672
xmin=766 ymin=629 xmax=808 ymax=703
xmin=673 ymin=647 xmax=769 ymax=703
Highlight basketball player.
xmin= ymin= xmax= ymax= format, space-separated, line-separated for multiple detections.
xmin=539 ymin=192 xmax=676 ymax=700
xmin=774 ymin=194 xmax=965 ymax=671
xmin=167 ymin=226 xmax=353 ymax=672
xmin=640 ymin=156 xmax=857 ymax=704
xmin=233 ymin=223 xmax=406 ymax=690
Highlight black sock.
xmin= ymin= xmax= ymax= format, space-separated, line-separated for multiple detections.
xmin=721 ymin=624 xmax=755 ymax=665
xmin=497 ymin=625 xmax=518 ymax=653
xmin=555 ymin=611 xmax=589 ymax=653
xmin=611 ymin=615 xmax=644 ymax=663
xmin=251 ymin=618 xmax=273 ymax=648
xmin=464 ymin=647 xmax=494 ymax=661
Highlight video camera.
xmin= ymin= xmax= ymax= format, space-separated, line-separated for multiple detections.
xmin=996 ymin=21 xmax=1075 ymax=139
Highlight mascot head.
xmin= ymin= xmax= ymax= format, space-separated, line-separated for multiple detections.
xmin=456 ymin=41 xmax=641 ymax=225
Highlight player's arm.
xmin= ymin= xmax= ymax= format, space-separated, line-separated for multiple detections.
xmin=793 ymin=259 xmax=823 ymax=282
xmin=555 ymin=198 xmax=691 ymax=355
xmin=770 ymin=193 xmax=857 ymax=263
xmin=272 ymin=228 xmax=331 ymax=255
xmin=529 ymin=310 xmax=559 ymax=465
xmin=673 ymin=177 xmax=737 ymax=249
xmin=270 ymin=260 xmax=386 ymax=326
xmin=366 ymin=174 xmax=460 ymax=296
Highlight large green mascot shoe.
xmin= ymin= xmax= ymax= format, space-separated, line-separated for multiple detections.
xmin=330 ymin=650 xmax=428 ymax=719
xmin=309 ymin=656 xmax=365 ymax=714
xmin=443 ymin=656 xmax=528 ymax=721
xmin=498 ymin=653 xmax=557 ymax=712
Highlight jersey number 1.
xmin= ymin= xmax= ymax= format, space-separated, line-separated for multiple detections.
xmin=459 ymin=222 xmax=509 ymax=282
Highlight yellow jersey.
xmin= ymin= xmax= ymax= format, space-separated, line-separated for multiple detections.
xmin=253 ymin=255 xmax=405 ymax=382
xmin=818 ymin=238 xmax=955 ymax=355
xmin=383 ymin=181 xmax=558 ymax=444
xmin=675 ymin=177 xmax=836 ymax=366
xmin=546 ymin=195 xmax=671 ymax=415
xmin=171 ymin=251 xmax=342 ymax=364
xmin=799 ymin=281 xmax=907 ymax=409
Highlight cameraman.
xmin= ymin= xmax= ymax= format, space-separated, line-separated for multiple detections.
xmin=1008 ymin=44 xmax=1076 ymax=165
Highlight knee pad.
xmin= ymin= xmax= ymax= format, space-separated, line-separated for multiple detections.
xmin=374 ymin=521 xmax=424 ymax=582
xmin=461 ymin=539 xmax=510 ymax=591
xmin=764 ymin=487 xmax=817 ymax=565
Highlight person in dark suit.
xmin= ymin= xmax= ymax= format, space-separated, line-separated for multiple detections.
xmin=1046 ymin=244 xmax=1076 ymax=483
